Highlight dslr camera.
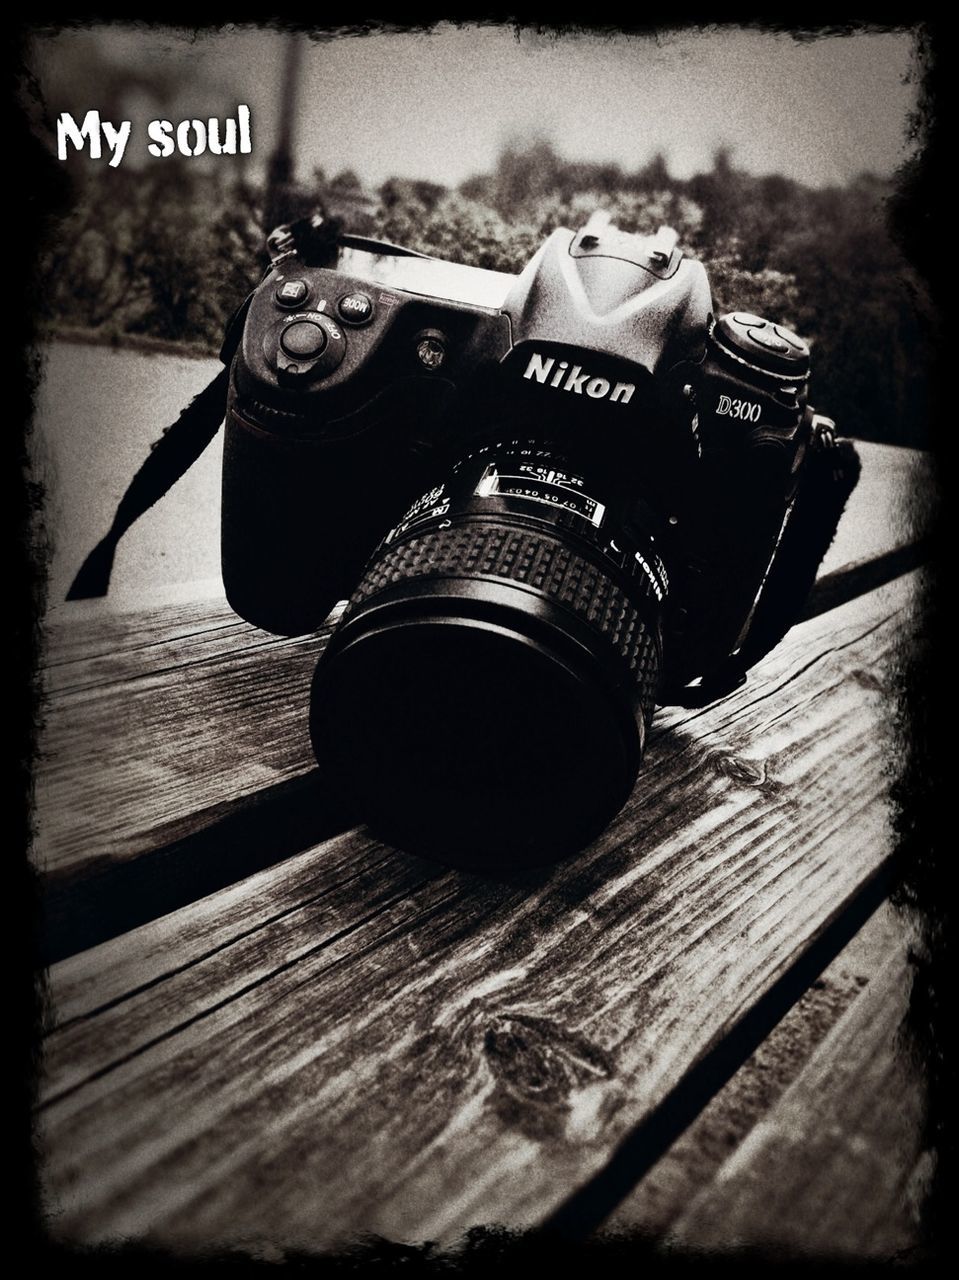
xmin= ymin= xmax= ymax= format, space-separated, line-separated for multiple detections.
xmin=220 ymin=210 xmax=859 ymax=866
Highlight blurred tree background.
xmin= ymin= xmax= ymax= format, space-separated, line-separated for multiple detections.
xmin=36 ymin=136 xmax=932 ymax=448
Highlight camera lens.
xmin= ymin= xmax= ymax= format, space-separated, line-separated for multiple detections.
xmin=309 ymin=441 xmax=666 ymax=868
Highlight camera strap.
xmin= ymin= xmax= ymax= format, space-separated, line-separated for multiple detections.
xmin=65 ymin=293 xmax=255 ymax=601
xmin=65 ymin=369 xmax=230 ymax=599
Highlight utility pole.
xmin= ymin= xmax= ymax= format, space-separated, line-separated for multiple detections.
xmin=264 ymin=32 xmax=304 ymax=234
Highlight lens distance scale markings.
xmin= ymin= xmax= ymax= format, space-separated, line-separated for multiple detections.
xmin=475 ymin=461 xmax=606 ymax=527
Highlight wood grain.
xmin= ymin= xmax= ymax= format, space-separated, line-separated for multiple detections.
xmin=41 ymin=595 xmax=249 ymax=687
xmin=40 ymin=598 xmax=346 ymax=696
xmin=603 ymin=900 xmax=915 ymax=1238
xmin=33 ymin=622 xmax=333 ymax=883
xmin=39 ymin=571 xmax=921 ymax=1254
xmin=663 ymin=941 xmax=927 ymax=1260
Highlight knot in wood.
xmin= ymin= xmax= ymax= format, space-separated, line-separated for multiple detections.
xmin=482 ymin=1013 xmax=615 ymax=1139
xmin=703 ymin=745 xmax=783 ymax=795
xmin=849 ymin=666 xmax=887 ymax=693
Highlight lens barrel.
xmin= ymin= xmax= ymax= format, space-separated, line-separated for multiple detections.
xmin=309 ymin=441 xmax=666 ymax=867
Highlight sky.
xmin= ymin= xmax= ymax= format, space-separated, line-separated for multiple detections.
xmin=29 ymin=23 xmax=921 ymax=190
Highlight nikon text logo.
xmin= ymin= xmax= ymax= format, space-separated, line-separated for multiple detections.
xmin=523 ymin=353 xmax=635 ymax=405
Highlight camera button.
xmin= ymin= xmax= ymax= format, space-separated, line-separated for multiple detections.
xmin=280 ymin=320 xmax=328 ymax=359
xmin=773 ymin=324 xmax=808 ymax=353
xmin=337 ymin=292 xmax=374 ymax=325
xmin=731 ymin=312 xmax=766 ymax=328
xmin=747 ymin=327 xmax=790 ymax=354
xmin=275 ymin=279 xmax=309 ymax=308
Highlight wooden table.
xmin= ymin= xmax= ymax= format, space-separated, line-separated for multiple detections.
xmin=32 ymin=441 xmax=934 ymax=1264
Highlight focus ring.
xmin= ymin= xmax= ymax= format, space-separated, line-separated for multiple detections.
xmin=346 ymin=522 xmax=661 ymax=716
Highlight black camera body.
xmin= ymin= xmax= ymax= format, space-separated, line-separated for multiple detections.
xmin=221 ymin=213 xmax=856 ymax=865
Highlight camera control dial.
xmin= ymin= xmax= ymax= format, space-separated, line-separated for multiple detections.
xmin=268 ymin=310 xmax=348 ymax=380
xmin=713 ymin=313 xmax=810 ymax=379
xmin=280 ymin=320 xmax=327 ymax=358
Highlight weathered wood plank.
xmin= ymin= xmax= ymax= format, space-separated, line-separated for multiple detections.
xmin=41 ymin=598 xmax=346 ymax=696
xmin=33 ymin=626 xmax=332 ymax=883
xmin=41 ymin=593 xmax=246 ymax=684
xmin=39 ymin=573 xmax=920 ymax=1253
xmin=44 ymin=613 xmax=256 ymax=697
xmin=43 ymin=563 xmax=915 ymax=1033
xmin=38 ymin=771 xmax=359 ymax=967
xmin=602 ymin=900 xmax=915 ymax=1239
xmin=44 ymin=829 xmax=431 ymax=1097
xmin=662 ymin=941 xmax=927 ymax=1260
xmin=44 ymin=571 xmax=916 ymax=1035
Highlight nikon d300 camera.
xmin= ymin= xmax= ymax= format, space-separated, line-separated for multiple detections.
xmin=220 ymin=211 xmax=859 ymax=866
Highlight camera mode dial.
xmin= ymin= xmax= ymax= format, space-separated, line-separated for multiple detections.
xmin=712 ymin=313 xmax=810 ymax=380
xmin=267 ymin=310 xmax=348 ymax=381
